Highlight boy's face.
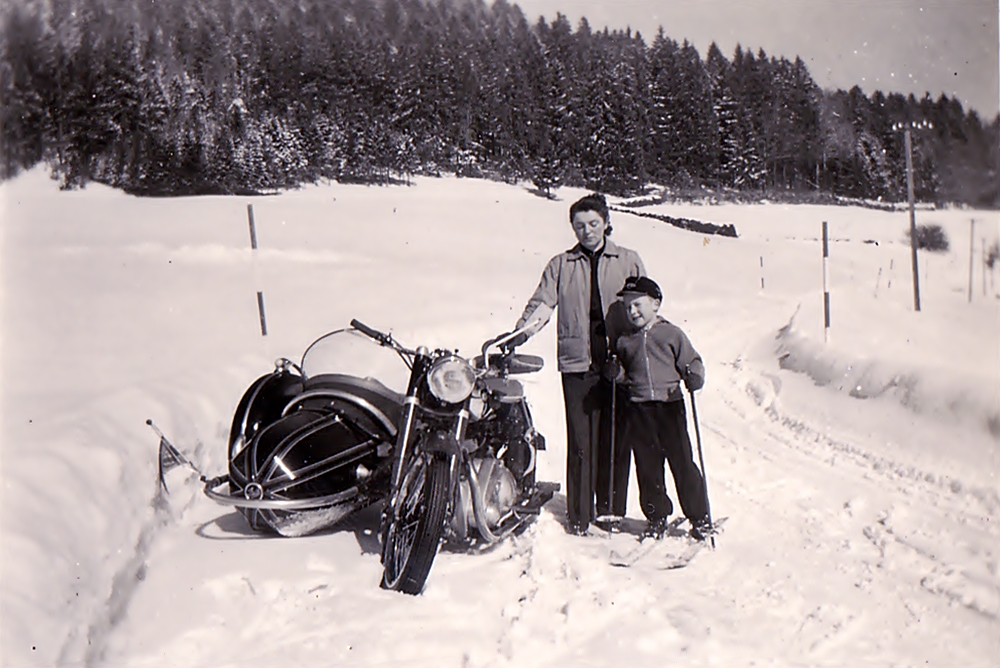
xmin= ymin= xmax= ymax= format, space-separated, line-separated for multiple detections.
xmin=624 ymin=293 xmax=660 ymax=329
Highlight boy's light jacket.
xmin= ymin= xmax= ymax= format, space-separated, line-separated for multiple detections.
xmin=615 ymin=316 xmax=705 ymax=403
xmin=517 ymin=239 xmax=645 ymax=373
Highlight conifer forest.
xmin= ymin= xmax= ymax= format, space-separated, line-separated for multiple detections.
xmin=1 ymin=0 xmax=997 ymax=205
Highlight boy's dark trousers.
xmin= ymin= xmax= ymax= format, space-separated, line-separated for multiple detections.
xmin=560 ymin=372 xmax=630 ymax=529
xmin=626 ymin=399 xmax=708 ymax=524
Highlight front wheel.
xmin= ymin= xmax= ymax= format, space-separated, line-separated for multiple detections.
xmin=380 ymin=454 xmax=450 ymax=594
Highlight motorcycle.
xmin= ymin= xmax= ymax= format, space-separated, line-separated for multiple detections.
xmin=186 ymin=318 xmax=557 ymax=594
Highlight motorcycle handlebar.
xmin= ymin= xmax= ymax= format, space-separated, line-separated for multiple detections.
xmin=481 ymin=318 xmax=540 ymax=364
xmin=350 ymin=319 xmax=389 ymax=345
xmin=350 ymin=319 xmax=418 ymax=360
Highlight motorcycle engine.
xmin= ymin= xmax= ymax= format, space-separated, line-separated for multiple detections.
xmin=451 ymin=457 xmax=518 ymax=538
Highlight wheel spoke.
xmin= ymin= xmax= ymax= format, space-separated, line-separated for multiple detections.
xmin=380 ymin=454 xmax=450 ymax=594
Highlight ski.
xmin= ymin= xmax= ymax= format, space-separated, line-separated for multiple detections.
xmin=660 ymin=517 xmax=728 ymax=570
xmin=609 ymin=517 xmax=688 ymax=567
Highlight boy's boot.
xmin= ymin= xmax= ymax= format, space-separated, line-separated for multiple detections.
xmin=689 ymin=517 xmax=714 ymax=542
xmin=642 ymin=516 xmax=669 ymax=540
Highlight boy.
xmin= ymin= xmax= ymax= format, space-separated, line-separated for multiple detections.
xmin=613 ymin=276 xmax=711 ymax=540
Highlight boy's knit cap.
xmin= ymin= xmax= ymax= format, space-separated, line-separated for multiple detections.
xmin=617 ymin=276 xmax=662 ymax=300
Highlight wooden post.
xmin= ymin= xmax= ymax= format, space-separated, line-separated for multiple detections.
xmin=968 ymin=219 xmax=975 ymax=303
xmin=248 ymin=204 xmax=268 ymax=336
xmin=822 ymin=221 xmax=830 ymax=343
xmin=904 ymin=129 xmax=922 ymax=312
xmin=256 ymin=291 xmax=268 ymax=336
xmin=247 ymin=203 xmax=259 ymax=250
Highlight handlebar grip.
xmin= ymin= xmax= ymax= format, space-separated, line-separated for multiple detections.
xmin=350 ymin=319 xmax=387 ymax=343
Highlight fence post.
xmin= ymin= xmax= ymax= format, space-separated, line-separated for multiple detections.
xmin=248 ymin=204 xmax=268 ymax=337
xmin=968 ymin=219 xmax=975 ymax=303
xmin=822 ymin=221 xmax=830 ymax=343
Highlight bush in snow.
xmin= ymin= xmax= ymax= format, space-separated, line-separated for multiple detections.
xmin=986 ymin=240 xmax=999 ymax=270
xmin=906 ymin=223 xmax=950 ymax=253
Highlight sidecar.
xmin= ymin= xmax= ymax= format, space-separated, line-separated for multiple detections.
xmin=203 ymin=330 xmax=406 ymax=536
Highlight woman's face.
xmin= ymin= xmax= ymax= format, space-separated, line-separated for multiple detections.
xmin=571 ymin=210 xmax=608 ymax=251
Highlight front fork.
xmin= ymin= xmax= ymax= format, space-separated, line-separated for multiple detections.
xmin=385 ymin=349 xmax=472 ymax=522
xmin=447 ymin=408 xmax=469 ymax=507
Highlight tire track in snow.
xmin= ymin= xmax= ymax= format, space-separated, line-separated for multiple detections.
xmin=861 ymin=513 xmax=999 ymax=621
xmin=50 ymin=375 xmax=236 ymax=667
xmin=73 ymin=488 xmax=188 ymax=667
xmin=713 ymin=358 xmax=1000 ymax=658
xmin=730 ymin=360 xmax=999 ymax=517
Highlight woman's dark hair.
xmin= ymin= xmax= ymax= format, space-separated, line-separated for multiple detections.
xmin=569 ymin=193 xmax=613 ymax=236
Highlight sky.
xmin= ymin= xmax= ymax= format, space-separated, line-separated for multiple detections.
xmin=513 ymin=0 xmax=1000 ymax=118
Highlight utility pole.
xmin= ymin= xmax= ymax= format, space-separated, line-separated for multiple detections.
xmin=894 ymin=120 xmax=933 ymax=312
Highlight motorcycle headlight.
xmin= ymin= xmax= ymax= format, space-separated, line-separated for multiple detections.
xmin=427 ymin=356 xmax=476 ymax=404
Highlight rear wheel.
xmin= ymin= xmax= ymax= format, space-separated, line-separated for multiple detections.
xmin=380 ymin=454 xmax=450 ymax=594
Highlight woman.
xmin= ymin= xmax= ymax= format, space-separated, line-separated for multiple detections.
xmin=514 ymin=193 xmax=645 ymax=535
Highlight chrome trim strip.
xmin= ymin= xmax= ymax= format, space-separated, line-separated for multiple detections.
xmin=262 ymin=413 xmax=342 ymax=482
xmin=204 ymin=479 xmax=360 ymax=510
xmin=265 ymin=439 xmax=378 ymax=494
xmin=281 ymin=389 xmax=398 ymax=437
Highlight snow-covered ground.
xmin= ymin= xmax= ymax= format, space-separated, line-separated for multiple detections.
xmin=2 ymin=168 xmax=998 ymax=668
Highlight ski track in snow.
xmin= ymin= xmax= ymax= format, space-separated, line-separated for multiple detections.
xmin=2 ymin=169 xmax=998 ymax=667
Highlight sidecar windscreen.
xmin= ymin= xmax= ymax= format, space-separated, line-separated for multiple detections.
xmin=300 ymin=330 xmax=411 ymax=392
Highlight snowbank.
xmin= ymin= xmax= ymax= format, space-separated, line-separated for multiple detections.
xmin=774 ymin=310 xmax=1000 ymax=440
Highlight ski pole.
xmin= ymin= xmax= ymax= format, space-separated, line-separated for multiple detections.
xmin=608 ymin=372 xmax=617 ymax=518
xmin=688 ymin=389 xmax=714 ymax=549
xmin=596 ymin=360 xmax=622 ymax=532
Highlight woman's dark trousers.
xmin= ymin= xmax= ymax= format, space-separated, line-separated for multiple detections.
xmin=561 ymin=372 xmax=630 ymax=530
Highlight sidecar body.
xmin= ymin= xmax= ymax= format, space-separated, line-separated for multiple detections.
xmin=205 ymin=331 xmax=406 ymax=536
